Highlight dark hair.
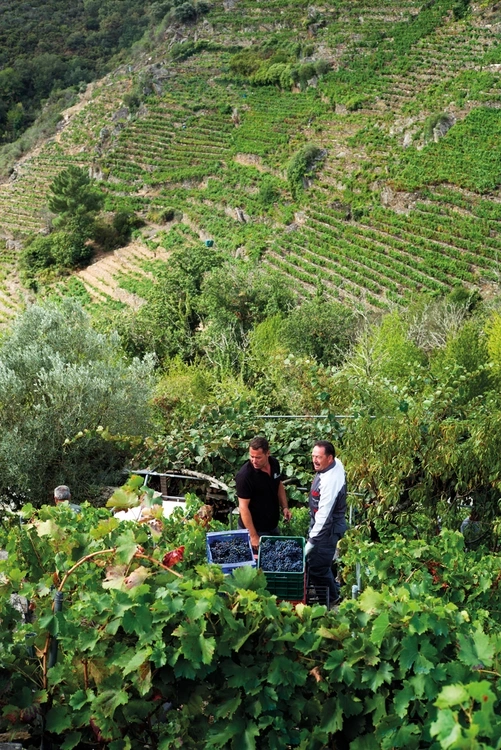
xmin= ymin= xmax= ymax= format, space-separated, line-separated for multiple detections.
xmin=249 ymin=436 xmax=269 ymax=453
xmin=313 ymin=440 xmax=335 ymax=458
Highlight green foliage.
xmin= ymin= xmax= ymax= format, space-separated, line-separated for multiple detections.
xmin=281 ymin=297 xmax=359 ymax=367
xmin=347 ymin=311 xmax=426 ymax=385
xmin=20 ymin=217 xmax=95 ymax=283
xmin=48 ymin=166 xmax=104 ymax=224
xmin=200 ymin=261 xmax=295 ymax=331
xmin=258 ymin=175 xmax=280 ymax=207
xmin=197 ymin=262 xmax=296 ymax=374
xmin=287 ymin=144 xmax=325 ymax=198
xmin=452 ymin=0 xmax=471 ymax=20
xmin=170 ymin=0 xmax=211 ymax=23
xmin=0 ymin=0 xmax=160 ymax=144
xmin=229 ymin=50 xmax=264 ymax=77
xmin=114 ymin=238 xmax=224 ymax=362
xmin=397 ymin=108 xmax=501 ymax=192
xmin=2 ymin=496 xmax=501 ymax=748
xmin=92 ymin=211 xmax=143 ymax=252
xmin=170 ymin=39 xmax=219 ymax=61
xmin=0 ymin=299 xmax=154 ymax=505
xmin=341 ymin=342 xmax=501 ymax=532
xmin=248 ymin=314 xmax=287 ymax=373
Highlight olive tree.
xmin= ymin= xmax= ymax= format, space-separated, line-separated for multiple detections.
xmin=0 ymin=299 xmax=155 ymax=505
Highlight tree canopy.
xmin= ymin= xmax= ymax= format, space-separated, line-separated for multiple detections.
xmin=48 ymin=166 xmax=104 ymax=223
xmin=0 ymin=299 xmax=154 ymax=505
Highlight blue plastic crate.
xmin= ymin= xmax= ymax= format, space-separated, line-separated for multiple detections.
xmin=206 ymin=529 xmax=256 ymax=574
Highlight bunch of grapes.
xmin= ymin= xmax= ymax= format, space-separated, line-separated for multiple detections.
xmin=210 ymin=538 xmax=253 ymax=564
xmin=259 ymin=539 xmax=303 ymax=572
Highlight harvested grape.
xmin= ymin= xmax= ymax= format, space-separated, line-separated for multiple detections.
xmin=259 ymin=539 xmax=303 ymax=572
xmin=210 ymin=538 xmax=253 ymax=564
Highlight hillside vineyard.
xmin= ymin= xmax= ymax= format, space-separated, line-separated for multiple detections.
xmin=1 ymin=0 xmax=501 ymax=320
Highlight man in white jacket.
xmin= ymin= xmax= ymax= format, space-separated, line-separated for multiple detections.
xmin=305 ymin=441 xmax=347 ymax=605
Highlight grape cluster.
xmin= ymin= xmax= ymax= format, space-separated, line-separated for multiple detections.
xmin=210 ymin=538 xmax=253 ymax=564
xmin=259 ymin=539 xmax=303 ymax=572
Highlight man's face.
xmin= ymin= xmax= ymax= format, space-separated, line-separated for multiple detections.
xmin=312 ymin=445 xmax=334 ymax=472
xmin=249 ymin=447 xmax=270 ymax=470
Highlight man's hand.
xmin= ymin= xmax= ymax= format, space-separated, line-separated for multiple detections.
xmin=305 ymin=541 xmax=314 ymax=556
xmin=251 ymin=534 xmax=260 ymax=551
xmin=282 ymin=507 xmax=292 ymax=522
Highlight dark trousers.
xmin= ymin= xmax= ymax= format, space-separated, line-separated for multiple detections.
xmin=308 ymin=535 xmax=342 ymax=602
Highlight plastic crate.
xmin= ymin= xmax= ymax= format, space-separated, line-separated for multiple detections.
xmin=306 ymin=585 xmax=330 ymax=608
xmin=206 ymin=529 xmax=256 ymax=574
xmin=306 ymin=569 xmax=330 ymax=608
xmin=258 ymin=536 xmax=306 ymax=602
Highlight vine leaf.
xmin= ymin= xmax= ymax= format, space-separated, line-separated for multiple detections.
xmin=34 ymin=519 xmax=59 ymax=538
xmin=93 ymin=689 xmax=129 ymax=717
xmin=124 ymin=566 xmax=150 ymax=589
xmin=106 ymin=488 xmax=140 ymax=510
xmin=91 ymin=517 xmax=119 ymax=539
xmin=457 ymin=627 xmax=494 ymax=667
xmin=60 ymin=732 xmax=82 ymax=750
xmin=115 ymin=530 xmax=139 ymax=563
xmin=117 ymin=647 xmax=152 ymax=677
xmin=162 ymin=546 xmax=185 ymax=567
xmin=430 ymin=709 xmax=462 ymax=747
xmin=358 ymin=588 xmax=385 ymax=614
xmin=434 ymin=684 xmax=469 ymax=707
xmin=319 ymin=697 xmax=343 ymax=733
xmin=370 ymin=612 xmax=390 ymax=646
xmin=103 ymin=564 xmax=127 ymax=590
xmin=45 ymin=705 xmax=72 ymax=733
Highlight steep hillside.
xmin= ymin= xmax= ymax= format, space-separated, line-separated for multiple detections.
xmin=1 ymin=0 xmax=501 ymax=323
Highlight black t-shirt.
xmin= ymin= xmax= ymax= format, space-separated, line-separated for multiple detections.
xmin=235 ymin=456 xmax=281 ymax=532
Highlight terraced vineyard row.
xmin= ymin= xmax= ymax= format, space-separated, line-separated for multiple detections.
xmin=263 ymin=185 xmax=501 ymax=308
xmin=379 ymin=23 xmax=501 ymax=112
xmin=0 ymin=144 xmax=90 ymax=237
xmin=75 ymin=240 xmax=173 ymax=309
xmin=1 ymin=0 xmax=501 ymax=319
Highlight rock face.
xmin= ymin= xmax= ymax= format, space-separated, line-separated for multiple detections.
xmin=432 ymin=114 xmax=456 ymax=142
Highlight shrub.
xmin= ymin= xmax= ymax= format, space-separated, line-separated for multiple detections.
xmin=314 ymin=59 xmax=331 ymax=76
xmin=287 ymin=143 xmax=325 ymax=198
xmin=230 ymin=50 xmax=264 ymax=77
xmin=20 ymin=220 xmax=94 ymax=281
xmin=172 ymin=2 xmax=197 ymax=22
xmin=0 ymin=299 xmax=154 ymax=504
xmin=259 ymin=175 xmax=280 ymax=207
xmin=297 ymin=62 xmax=316 ymax=87
xmin=282 ymin=298 xmax=359 ymax=366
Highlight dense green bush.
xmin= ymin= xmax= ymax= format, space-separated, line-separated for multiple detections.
xmin=0 ymin=300 xmax=154 ymax=505
xmin=287 ymin=143 xmax=325 ymax=198
xmin=20 ymin=220 xmax=95 ymax=283
xmin=281 ymin=297 xmax=360 ymax=366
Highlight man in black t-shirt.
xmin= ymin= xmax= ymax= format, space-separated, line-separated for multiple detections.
xmin=235 ymin=436 xmax=291 ymax=550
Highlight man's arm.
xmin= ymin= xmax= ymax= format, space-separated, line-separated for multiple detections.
xmin=277 ymin=481 xmax=291 ymax=522
xmin=238 ymin=497 xmax=260 ymax=549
